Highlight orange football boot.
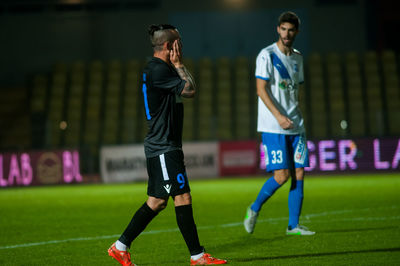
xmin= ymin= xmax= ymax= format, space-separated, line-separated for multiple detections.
xmin=108 ymin=242 xmax=136 ymax=266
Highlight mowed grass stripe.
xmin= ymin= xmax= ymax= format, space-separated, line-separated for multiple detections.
xmin=3 ymin=207 xmax=399 ymax=250
xmin=0 ymin=174 xmax=399 ymax=265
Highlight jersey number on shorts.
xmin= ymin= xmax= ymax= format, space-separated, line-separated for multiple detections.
xmin=271 ymin=150 xmax=283 ymax=164
xmin=177 ymin=173 xmax=186 ymax=189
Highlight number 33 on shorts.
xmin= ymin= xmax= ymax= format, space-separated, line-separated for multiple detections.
xmin=264 ymin=146 xmax=288 ymax=170
xmin=271 ymin=150 xmax=283 ymax=164
xmin=264 ymin=145 xmax=285 ymax=167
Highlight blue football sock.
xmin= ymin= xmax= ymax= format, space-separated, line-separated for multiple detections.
xmin=251 ymin=177 xmax=281 ymax=212
xmin=288 ymin=180 xmax=304 ymax=229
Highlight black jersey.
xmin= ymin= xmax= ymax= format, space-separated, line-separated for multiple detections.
xmin=141 ymin=57 xmax=186 ymax=158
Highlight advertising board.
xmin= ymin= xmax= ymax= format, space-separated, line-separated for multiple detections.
xmin=0 ymin=150 xmax=81 ymax=187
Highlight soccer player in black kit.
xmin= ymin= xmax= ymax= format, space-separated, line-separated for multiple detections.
xmin=108 ymin=24 xmax=227 ymax=266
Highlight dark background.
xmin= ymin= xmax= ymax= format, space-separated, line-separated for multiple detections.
xmin=0 ymin=0 xmax=398 ymax=86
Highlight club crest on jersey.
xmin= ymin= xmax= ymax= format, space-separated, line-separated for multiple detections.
xmin=279 ymin=79 xmax=295 ymax=91
xmin=294 ymin=63 xmax=299 ymax=73
xmin=279 ymin=80 xmax=290 ymax=90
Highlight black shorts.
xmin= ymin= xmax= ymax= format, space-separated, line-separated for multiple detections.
xmin=147 ymin=149 xmax=191 ymax=198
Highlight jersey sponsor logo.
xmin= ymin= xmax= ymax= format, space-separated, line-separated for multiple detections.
xmin=294 ymin=136 xmax=307 ymax=164
xmin=163 ymin=184 xmax=172 ymax=194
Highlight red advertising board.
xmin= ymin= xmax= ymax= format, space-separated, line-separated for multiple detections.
xmin=0 ymin=150 xmax=82 ymax=188
xmin=219 ymin=141 xmax=259 ymax=176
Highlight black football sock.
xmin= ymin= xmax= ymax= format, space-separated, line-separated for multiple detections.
xmin=118 ymin=202 xmax=158 ymax=247
xmin=175 ymin=204 xmax=204 ymax=256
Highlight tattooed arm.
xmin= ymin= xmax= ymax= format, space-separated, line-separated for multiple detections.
xmin=175 ymin=66 xmax=196 ymax=98
xmin=170 ymin=39 xmax=196 ymax=98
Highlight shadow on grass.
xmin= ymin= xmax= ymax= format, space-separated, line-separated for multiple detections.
xmin=234 ymin=247 xmax=400 ymax=263
xmin=136 ymin=226 xmax=400 ymax=265
xmin=207 ymin=234 xmax=288 ymax=254
xmin=137 ymin=247 xmax=400 ymax=265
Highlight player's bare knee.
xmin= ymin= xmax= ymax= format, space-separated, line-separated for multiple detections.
xmin=147 ymin=197 xmax=168 ymax=212
xmin=295 ymin=168 xmax=305 ymax=180
xmin=173 ymin=193 xmax=192 ymax=206
xmin=278 ymin=176 xmax=290 ymax=185
xmin=157 ymin=201 xmax=168 ymax=211
xmin=274 ymin=170 xmax=290 ymax=185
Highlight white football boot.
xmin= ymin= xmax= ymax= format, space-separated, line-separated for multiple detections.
xmin=244 ymin=205 xmax=259 ymax=234
xmin=286 ymin=225 xmax=315 ymax=235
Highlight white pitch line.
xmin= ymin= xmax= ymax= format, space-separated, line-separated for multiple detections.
xmin=316 ymin=216 xmax=400 ymax=223
xmin=0 ymin=207 xmax=398 ymax=250
xmin=0 ymin=235 xmax=120 ymax=250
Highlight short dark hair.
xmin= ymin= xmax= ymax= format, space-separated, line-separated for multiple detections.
xmin=148 ymin=24 xmax=177 ymax=51
xmin=278 ymin=11 xmax=300 ymax=30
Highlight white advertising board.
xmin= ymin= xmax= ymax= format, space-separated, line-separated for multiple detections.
xmin=100 ymin=145 xmax=147 ymax=183
xmin=100 ymin=142 xmax=219 ymax=183
xmin=182 ymin=142 xmax=219 ymax=179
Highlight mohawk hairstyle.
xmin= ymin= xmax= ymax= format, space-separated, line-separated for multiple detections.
xmin=278 ymin=11 xmax=300 ymax=30
xmin=148 ymin=24 xmax=177 ymax=51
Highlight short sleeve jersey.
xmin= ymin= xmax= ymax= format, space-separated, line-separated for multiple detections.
xmin=255 ymin=43 xmax=305 ymax=135
xmin=141 ymin=57 xmax=186 ymax=158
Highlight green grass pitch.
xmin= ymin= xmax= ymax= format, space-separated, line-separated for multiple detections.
xmin=0 ymin=173 xmax=399 ymax=265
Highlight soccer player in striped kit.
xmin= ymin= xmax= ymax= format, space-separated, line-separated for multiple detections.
xmin=108 ymin=24 xmax=227 ymax=265
xmin=244 ymin=12 xmax=315 ymax=236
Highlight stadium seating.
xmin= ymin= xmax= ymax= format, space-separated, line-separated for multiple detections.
xmin=197 ymin=57 xmax=214 ymax=140
xmin=30 ymin=74 xmax=48 ymax=147
xmin=364 ymin=51 xmax=385 ymax=136
xmin=1 ymin=50 xmax=396 ymax=173
xmin=182 ymin=58 xmax=196 ymax=141
xmin=102 ymin=60 xmax=122 ymax=145
xmin=326 ymin=52 xmax=347 ymax=137
xmin=47 ymin=63 xmax=67 ymax=148
xmin=307 ymin=52 xmax=328 ymax=138
xmin=121 ymin=59 xmax=141 ymax=144
xmin=344 ymin=52 xmax=366 ymax=136
xmin=381 ymin=50 xmax=400 ymax=135
xmin=216 ymin=57 xmax=233 ymax=140
xmin=234 ymin=56 xmax=252 ymax=139
xmin=31 ymin=74 xmax=48 ymax=114
xmin=64 ymin=61 xmax=85 ymax=147
xmin=23 ymin=52 xmax=399 ymax=143
xmin=0 ymin=87 xmax=31 ymax=149
xmin=83 ymin=60 xmax=103 ymax=166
